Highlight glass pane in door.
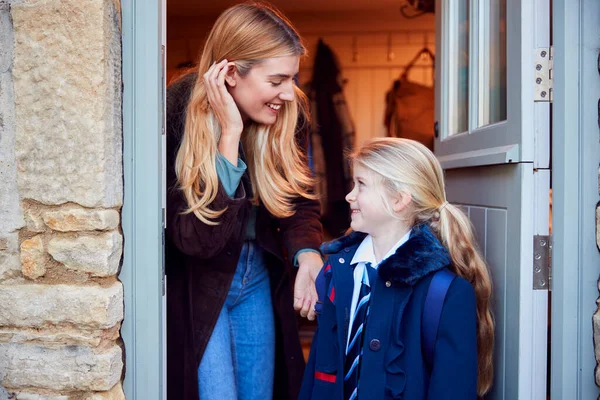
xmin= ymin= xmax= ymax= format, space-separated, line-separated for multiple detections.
xmin=479 ymin=0 xmax=507 ymax=126
xmin=448 ymin=0 xmax=470 ymax=136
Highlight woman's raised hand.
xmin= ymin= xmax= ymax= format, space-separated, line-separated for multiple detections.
xmin=204 ymin=59 xmax=244 ymax=138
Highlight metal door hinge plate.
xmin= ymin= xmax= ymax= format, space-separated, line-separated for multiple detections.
xmin=534 ymin=47 xmax=553 ymax=102
xmin=533 ymin=235 xmax=552 ymax=290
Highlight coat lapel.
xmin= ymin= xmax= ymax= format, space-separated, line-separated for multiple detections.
xmin=322 ymin=224 xmax=452 ymax=288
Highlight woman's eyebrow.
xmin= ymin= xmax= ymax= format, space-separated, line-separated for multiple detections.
xmin=267 ymin=73 xmax=292 ymax=79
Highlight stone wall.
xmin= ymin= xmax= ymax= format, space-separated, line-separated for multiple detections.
xmin=0 ymin=0 xmax=124 ymax=399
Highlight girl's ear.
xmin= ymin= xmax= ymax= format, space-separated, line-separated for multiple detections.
xmin=224 ymin=62 xmax=237 ymax=87
xmin=391 ymin=191 xmax=412 ymax=213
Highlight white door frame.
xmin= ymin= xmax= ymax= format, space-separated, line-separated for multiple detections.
xmin=551 ymin=0 xmax=600 ymax=398
xmin=121 ymin=0 xmax=165 ymax=399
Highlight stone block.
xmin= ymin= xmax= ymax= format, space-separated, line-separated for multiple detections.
xmin=0 ymin=74 xmax=25 ymax=235
xmin=12 ymin=0 xmax=122 ymax=208
xmin=0 ymin=343 xmax=122 ymax=391
xmin=43 ymin=207 xmax=119 ymax=232
xmin=84 ymin=383 xmax=125 ymax=400
xmin=19 ymin=235 xmax=46 ymax=279
xmin=48 ymin=232 xmax=122 ymax=277
xmin=0 ymin=326 xmax=111 ymax=347
xmin=15 ymin=394 xmax=67 ymax=400
xmin=0 ymin=232 xmax=20 ymax=281
xmin=0 ymin=282 xmax=123 ymax=329
xmin=22 ymin=208 xmax=45 ymax=233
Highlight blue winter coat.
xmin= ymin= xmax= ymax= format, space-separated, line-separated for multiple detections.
xmin=299 ymin=224 xmax=478 ymax=400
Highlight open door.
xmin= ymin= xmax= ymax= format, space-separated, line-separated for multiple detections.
xmin=434 ymin=0 xmax=551 ymax=398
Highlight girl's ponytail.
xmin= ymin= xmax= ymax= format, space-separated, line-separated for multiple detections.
xmin=432 ymin=203 xmax=495 ymax=396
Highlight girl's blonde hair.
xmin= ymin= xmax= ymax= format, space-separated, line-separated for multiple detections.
xmin=351 ymin=137 xmax=494 ymax=395
xmin=175 ymin=2 xmax=316 ymax=225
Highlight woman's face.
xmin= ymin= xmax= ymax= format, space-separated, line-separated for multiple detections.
xmin=228 ymin=55 xmax=299 ymax=125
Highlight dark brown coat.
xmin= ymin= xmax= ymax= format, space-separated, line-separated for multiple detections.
xmin=165 ymin=73 xmax=323 ymax=400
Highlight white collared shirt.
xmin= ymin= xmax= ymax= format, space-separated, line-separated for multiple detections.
xmin=347 ymin=231 xmax=412 ymax=349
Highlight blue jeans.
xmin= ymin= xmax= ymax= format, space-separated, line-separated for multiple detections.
xmin=198 ymin=241 xmax=275 ymax=400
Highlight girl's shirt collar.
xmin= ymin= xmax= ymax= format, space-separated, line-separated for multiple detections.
xmin=350 ymin=230 xmax=412 ymax=270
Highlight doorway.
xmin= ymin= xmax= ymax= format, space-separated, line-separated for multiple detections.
xmin=162 ymin=0 xmax=552 ymax=398
xmin=167 ymin=0 xmax=438 ymax=364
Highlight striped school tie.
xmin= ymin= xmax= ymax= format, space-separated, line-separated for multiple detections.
xmin=344 ymin=263 xmax=374 ymax=400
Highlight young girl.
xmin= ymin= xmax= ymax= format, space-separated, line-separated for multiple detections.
xmin=300 ymin=138 xmax=494 ymax=399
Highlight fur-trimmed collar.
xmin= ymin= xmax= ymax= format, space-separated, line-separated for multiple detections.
xmin=320 ymin=224 xmax=452 ymax=286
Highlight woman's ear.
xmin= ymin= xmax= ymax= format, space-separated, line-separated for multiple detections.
xmin=391 ymin=191 xmax=412 ymax=213
xmin=224 ymin=62 xmax=237 ymax=87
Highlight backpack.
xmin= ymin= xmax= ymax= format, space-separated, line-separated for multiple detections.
xmin=422 ymin=268 xmax=457 ymax=373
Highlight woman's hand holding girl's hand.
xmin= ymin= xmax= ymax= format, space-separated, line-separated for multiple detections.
xmin=204 ymin=59 xmax=243 ymax=138
xmin=294 ymin=252 xmax=323 ymax=321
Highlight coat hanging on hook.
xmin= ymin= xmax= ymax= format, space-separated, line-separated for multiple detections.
xmin=384 ymin=47 xmax=435 ymax=149
xmin=307 ymin=39 xmax=356 ymax=236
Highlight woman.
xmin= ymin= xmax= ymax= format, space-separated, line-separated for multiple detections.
xmin=165 ymin=3 xmax=324 ymax=400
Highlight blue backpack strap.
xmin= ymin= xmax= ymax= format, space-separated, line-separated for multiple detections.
xmin=422 ymin=268 xmax=457 ymax=374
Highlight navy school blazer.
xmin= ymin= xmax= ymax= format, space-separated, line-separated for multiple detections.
xmin=299 ymin=224 xmax=479 ymax=400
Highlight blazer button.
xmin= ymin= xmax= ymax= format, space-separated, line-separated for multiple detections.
xmin=226 ymin=250 xmax=233 ymax=256
xmin=385 ymin=281 xmax=392 ymax=287
xmin=369 ymin=339 xmax=381 ymax=351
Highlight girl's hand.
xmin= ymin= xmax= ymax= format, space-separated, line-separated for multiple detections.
xmin=294 ymin=252 xmax=323 ymax=321
xmin=204 ymin=59 xmax=243 ymax=138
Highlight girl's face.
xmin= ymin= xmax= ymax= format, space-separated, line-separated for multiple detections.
xmin=228 ymin=55 xmax=299 ymax=125
xmin=346 ymin=163 xmax=396 ymax=236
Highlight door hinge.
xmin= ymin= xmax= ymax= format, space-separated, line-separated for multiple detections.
xmin=533 ymin=235 xmax=552 ymax=290
xmin=534 ymin=47 xmax=553 ymax=102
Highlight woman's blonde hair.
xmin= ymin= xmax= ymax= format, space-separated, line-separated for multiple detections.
xmin=175 ymin=2 xmax=316 ymax=225
xmin=351 ymin=137 xmax=494 ymax=395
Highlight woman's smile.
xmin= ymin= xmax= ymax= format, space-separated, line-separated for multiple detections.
xmin=267 ymin=102 xmax=282 ymax=111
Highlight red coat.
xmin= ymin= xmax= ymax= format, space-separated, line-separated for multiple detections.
xmin=166 ymin=73 xmax=323 ymax=400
